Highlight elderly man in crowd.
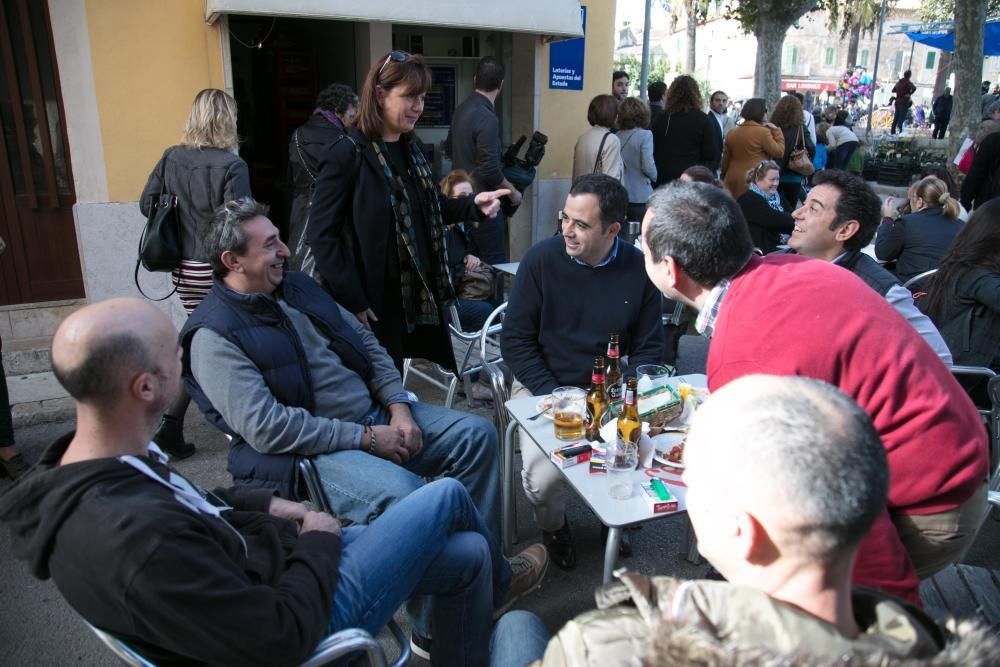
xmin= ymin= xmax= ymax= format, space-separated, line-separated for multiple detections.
xmin=639 ymin=182 xmax=989 ymax=602
xmin=0 ymin=298 xmax=520 ymax=666
xmin=785 ymin=169 xmax=952 ymax=364
xmin=522 ymin=375 xmax=998 ymax=665
xmin=502 ymin=173 xmax=666 ymax=569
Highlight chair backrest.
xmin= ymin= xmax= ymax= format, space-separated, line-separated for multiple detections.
xmin=480 ymin=303 xmax=511 ymax=434
xmin=902 ymin=268 xmax=938 ymax=293
xmin=989 ymin=375 xmax=1000 ymax=493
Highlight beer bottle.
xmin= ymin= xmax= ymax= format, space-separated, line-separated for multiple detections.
xmin=585 ymin=355 xmax=607 ymax=441
xmin=613 ymin=376 xmax=641 ymax=471
xmin=606 ymin=333 xmax=623 ymax=406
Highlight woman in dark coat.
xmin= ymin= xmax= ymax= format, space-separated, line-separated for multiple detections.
xmin=737 ymin=160 xmax=795 ymax=255
xmin=306 ymin=52 xmax=506 ymax=372
xmin=651 ymin=75 xmax=718 ymax=185
xmin=139 ymin=88 xmax=251 ymax=459
xmin=770 ymin=94 xmax=815 ymax=210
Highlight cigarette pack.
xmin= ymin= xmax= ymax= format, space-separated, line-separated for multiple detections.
xmin=550 ymin=443 xmax=593 ymax=469
xmin=588 ymin=452 xmax=608 ymax=474
xmin=640 ymin=480 xmax=679 ymax=514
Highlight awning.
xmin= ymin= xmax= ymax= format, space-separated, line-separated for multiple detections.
xmin=205 ymin=0 xmax=584 ymax=39
xmin=893 ymin=18 xmax=1000 ymax=56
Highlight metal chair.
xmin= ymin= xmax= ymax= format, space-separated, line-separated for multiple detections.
xmin=85 ymin=618 xmax=408 ymax=667
xmin=403 ymin=304 xmax=504 ymax=408
xmin=902 ymin=268 xmax=938 ymax=293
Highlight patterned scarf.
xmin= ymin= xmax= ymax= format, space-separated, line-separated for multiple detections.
xmin=750 ymin=182 xmax=784 ymax=212
xmin=371 ymin=138 xmax=456 ymax=331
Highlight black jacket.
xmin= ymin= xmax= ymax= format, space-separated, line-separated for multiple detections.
xmin=444 ymin=92 xmax=505 ymax=190
xmin=0 ymin=433 xmax=341 ymax=666
xmin=932 ymin=268 xmax=1000 ymax=369
xmin=961 ymin=131 xmax=1000 ymax=211
xmin=651 ymin=109 xmax=719 ymax=185
xmin=140 ymin=145 xmax=250 ymax=261
xmin=737 ymin=190 xmax=794 ymax=255
xmin=932 ymin=93 xmax=953 ymax=119
xmin=305 ymin=127 xmax=479 ymax=369
xmin=287 ymin=114 xmax=345 ymax=267
xmin=874 ymin=207 xmax=964 ymax=283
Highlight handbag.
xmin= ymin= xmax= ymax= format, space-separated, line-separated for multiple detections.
xmin=134 ymin=150 xmax=181 ymax=300
xmin=788 ymin=125 xmax=815 ymax=176
xmin=955 ymin=137 xmax=976 ymax=175
xmin=457 ymin=265 xmax=496 ymax=301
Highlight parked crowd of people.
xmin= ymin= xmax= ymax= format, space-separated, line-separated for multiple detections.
xmin=2 ymin=55 xmax=1000 ymax=667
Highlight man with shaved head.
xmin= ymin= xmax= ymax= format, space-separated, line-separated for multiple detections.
xmin=0 ymin=298 xmax=521 ymax=665
xmin=639 ymin=181 xmax=989 ymax=602
xmin=526 ymin=376 xmax=995 ymax=665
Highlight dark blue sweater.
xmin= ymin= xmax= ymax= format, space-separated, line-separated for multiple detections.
xmin=502 ymin=236 xmax=666 ymax=395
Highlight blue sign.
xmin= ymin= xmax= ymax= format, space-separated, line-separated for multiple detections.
xmin=549 ymin=6 xmax=586 ymax=90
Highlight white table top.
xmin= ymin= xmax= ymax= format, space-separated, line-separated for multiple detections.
xmin=506 ymin=373 xmax=707 ymax=528
xmin=492 ymin=262 xmax=520 ymax=276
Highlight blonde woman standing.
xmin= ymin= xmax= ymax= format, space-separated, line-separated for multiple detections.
xmin=139 ymin=88 xmax=251 ymax=458
xmin=875 ymin=176 xmax=964 ymax=283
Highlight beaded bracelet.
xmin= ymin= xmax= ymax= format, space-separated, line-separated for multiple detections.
xmin=366 ymin=425 xmax=377 ymax=455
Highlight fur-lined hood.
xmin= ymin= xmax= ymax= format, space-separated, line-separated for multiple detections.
xmin=532 ymin=572 xmax=1000 ymax=667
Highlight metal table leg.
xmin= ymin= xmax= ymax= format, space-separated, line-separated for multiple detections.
xmin=603 ymin=526 xmax=621 ymax=584
xmin=503 ymin=419 xmax=518 ymax=556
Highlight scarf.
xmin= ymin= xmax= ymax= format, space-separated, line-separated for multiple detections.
xmin=313 ymin=107 xmax=343 ymax=129
xmin=371 ymin=138 xmax=455 ymax=331
xmin=750 ymin=182 xmax=784 ymax=212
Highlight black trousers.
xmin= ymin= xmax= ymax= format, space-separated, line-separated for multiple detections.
xmin=0 ymin=338 xmax=14 ymax=447
xmin=932 ymin=118 xmax=950 ymax=139
xmin=891 ymin=105 xmax=909 ymax=134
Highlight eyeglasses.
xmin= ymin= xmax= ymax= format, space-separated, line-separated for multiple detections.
xmin=378 ymin=51 xmax=410 ymax=79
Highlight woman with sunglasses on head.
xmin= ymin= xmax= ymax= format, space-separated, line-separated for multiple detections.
xmin=737 ymin=160 xmax=795 ymax=255
xmin=720 ymin=97 xmax=785 ymax=198
xmin=138 ymin=88 xmax=251 ymax=459
xmin=306 ymin=52 xmax=508 ymax=373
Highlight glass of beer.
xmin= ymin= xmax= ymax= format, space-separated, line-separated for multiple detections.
xmin=552 ymin=386 xmax=586 ymax=441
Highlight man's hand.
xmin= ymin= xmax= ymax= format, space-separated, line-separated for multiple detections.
xmin=300 ymin=511 xmax=342 ymax=536
xmin=882 ymin=196 xmax=896 ymax=219
xmin=355 ymin=308 xmax=379 ymax=329
xmin=369 ymin=424 xmax=409 ymax=463
xmin=389 ymin=404 xmax=423 ymax=458
xmin=464 ymin=254 xmax=482 ymax=271
xmin=474 ymin=189 xmax=511 ymax=218
xmin=269 ymin=496 xmax=309 ymax=523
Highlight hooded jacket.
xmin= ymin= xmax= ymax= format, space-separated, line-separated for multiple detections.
xmin=533 ymin=572 xmax=1000 ymax=667
xmin=0 ymin=433 xmax=342 ymax=666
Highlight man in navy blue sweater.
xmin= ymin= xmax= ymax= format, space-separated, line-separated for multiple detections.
xmin=502 ymin=173 xmax=666 ymax=569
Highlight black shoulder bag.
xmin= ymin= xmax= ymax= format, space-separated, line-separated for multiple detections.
xmin=134 ymin=149 xmax=181 ymax=300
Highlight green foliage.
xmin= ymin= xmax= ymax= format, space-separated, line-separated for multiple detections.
xmin=827 ymin=0 xmax=896 ymax=38
xmin=613 ymin=55 xmax=673 ymax=92
xmin=920 ymin=0 xmax=1000 ymax=22
xmin=723 ymin=0 xmax=820 ymax=34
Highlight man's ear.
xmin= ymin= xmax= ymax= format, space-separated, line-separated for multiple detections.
xmin=661 ymin=255 xmax=681 ymax=291
xmin=607 ymin=221 xmax=622 ymax=239
xmin=834 ymin=220 xmax=860 ymax=243
xmin=736 ymin=510 xmax=779 ymax=566
xmin=220 ymin=250 xmax=242 ymax=274
xmin=131 ymin=371 xmax=156 ymax=404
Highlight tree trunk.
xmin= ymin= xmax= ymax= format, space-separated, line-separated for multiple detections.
xmin=754 ymin=15 xmax=787 ymax=108
xmin=845 ymin=23 xmax=861 ymax=69
xmin=951 ymin=0 xmax=986 ymax=156
xmin=686 ymin=9 xmax=697 ymax=73
xmin=933 ymin=50 xmax=952 ymax=98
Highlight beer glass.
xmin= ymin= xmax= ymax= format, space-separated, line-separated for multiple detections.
xmin=552 ymin=386 xmax=586 ymax=440
xmin=635 ymin=364 xmax=671 ymax=428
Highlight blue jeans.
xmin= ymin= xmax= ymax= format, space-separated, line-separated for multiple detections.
xmin=489 ymin=611 xmax=550 ymax=667
xmin=313 ymin=402 xmax=501 ymax=541
xmin=329 ymin=478 xmax=511 ymax=666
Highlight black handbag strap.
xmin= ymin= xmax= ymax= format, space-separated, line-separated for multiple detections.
xmin=593 ymin=131 xmax=611 ymax=173
xmin=135 ymin=148 xmax=181 ymax=301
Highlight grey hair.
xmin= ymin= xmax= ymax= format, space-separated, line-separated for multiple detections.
xmin=644 ymin=182 xmax=753 ymax=287
xmin=52 ymin=331 xmax=159 ymax=407
xmin=698 ymin=375 xmax=888 ymax=564
xmin=204 ymin=197 xmax=271 ymax=277
xmin=988 ymin=100 xmax=1000 ymax=116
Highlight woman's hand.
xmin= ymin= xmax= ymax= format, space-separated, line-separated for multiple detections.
xmin=474 ymin=189 xmax=511 ymax=218
xmin=464 ymin=255 xmax=482 ymax=271
xmin=355 ymin=308 xmax=379 ymax=329
xmin=881 ymin=196 xmax=896 ymax=219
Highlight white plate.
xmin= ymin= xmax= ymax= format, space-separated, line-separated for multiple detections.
xmin=535 ymin=397 xmax=554 ymax=420
xmin=651 ymin=431 xmax=686 ymax=469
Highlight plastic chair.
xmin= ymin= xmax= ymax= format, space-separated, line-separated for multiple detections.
xmin=402 ymin=304 xmax=504 ymax=408
xmin=85 ymin=619 xmax=408 ymax=667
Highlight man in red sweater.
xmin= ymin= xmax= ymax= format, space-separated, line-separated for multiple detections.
xmin=639 ymin=181 xmax=989 ymax=603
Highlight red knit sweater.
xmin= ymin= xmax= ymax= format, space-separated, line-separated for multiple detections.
xmin=708 ymin=254 xmax=988 ymax=602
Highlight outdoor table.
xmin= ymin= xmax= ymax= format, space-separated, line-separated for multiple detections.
xmin=503 ymin=373 xmax=707 ymax=583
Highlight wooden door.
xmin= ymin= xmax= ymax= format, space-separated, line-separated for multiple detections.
xmin=0 ymin=0 xmax=83 ymax=305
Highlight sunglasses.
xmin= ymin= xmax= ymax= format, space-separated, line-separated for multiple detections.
xmin=378 ymin=51 xmax=410 ymax=79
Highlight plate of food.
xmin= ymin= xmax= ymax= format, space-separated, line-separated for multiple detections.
xmin=535 ymin=396 xmax=554 ymax=420
xmin=651 ymin=431 xmax=686 ymax=469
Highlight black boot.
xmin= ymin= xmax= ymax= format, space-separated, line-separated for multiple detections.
xmin=152 ymin=415 xmax=196 ymax=460
xmin=543 ymin=518 xmax=577 ymax=570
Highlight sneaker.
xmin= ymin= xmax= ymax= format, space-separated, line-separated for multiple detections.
xmin=0 ymin=453 xmax=30 ymax=480
xmin=153 ymin=416 xmax=196 ymax=460
xmin=542 ymin=518 xmax=577 ymax=570
xmin=495 ymin=543 xmax=549 ymax=616
xmin=410 ymin=632 xmax=432 ymax=661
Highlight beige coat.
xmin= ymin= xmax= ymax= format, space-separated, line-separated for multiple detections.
xmin=721 ymin=121 xmax=784 ymax=198
xmin=573 ymin=125 xmax=623 ymax=182
xmin=532 ymin=571 xmax=999 ymax=667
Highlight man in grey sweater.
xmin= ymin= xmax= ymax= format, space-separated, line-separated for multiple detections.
xmin=181 ymin=198 xmax=507 ymax=548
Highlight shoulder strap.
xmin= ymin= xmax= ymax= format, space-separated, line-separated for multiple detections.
xmin=593 ymin=131 xmax=611 ymax=173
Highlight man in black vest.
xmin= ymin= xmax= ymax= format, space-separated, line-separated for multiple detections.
xmin=784 ymin=170 xmax=952 ymax=364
